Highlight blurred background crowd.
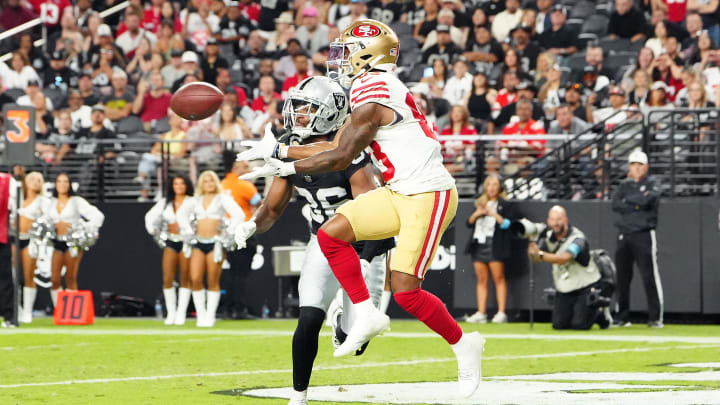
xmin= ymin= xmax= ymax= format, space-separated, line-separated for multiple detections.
xmin=0 ymin=0 xmax=716 ymax=201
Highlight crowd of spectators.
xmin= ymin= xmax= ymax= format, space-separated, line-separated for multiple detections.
xmin=0 ymin=0 xmax=718 ymax=199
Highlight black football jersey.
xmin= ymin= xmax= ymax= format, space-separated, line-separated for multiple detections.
xmin=281 ymin=132 xmax=372 ymax=234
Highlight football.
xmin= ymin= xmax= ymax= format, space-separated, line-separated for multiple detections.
xmin=170 ymin=82 xmax=224 ymax=120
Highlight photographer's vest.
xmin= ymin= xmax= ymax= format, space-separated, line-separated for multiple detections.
xmin=543 ymin=227 xmax=601 ymax=293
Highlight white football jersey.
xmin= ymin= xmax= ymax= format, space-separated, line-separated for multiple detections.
xmin=349 ymin=71 xmax=455 ymax=195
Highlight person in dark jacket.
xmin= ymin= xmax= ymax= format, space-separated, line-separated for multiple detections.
xmin=464 ymin=174 xmax=514 ymax=323
xmin=612 ymin=149 xmax=663 ymax=328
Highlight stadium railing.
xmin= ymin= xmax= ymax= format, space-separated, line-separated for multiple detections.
xmin=1 ymin=137 xmax=248 ymax=203
xmin=497 ymin=108 xmax=720 ymax=200
xmin=5 ymin=108 xmax=719 ymax=202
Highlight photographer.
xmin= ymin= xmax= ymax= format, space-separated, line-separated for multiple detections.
xmin=526 ymin=206 xmax=610 ymax=330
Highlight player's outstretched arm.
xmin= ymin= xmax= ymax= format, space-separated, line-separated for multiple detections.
xmin=285 ymin=119 xmax=350 ymax=160
xmin=293 ymin=103 xmax=391 ymax=174
xmin=252 ymin=176 xmax=293 ymax=234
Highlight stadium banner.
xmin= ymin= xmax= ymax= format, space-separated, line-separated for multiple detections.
xmin=2 ymin=104 xmax=35 ymax=165
xmin=56 ymin=199 xmax=718 ymax=318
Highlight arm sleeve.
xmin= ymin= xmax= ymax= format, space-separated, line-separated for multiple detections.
xmin=144 ymin=199 xmax=165 ymax=235
xmin=76 ymin=197 xmax=105 ymax=230
xmin=344 ymin=150 xmax=371 ymax=179
xmin=249 ymin=193 xmax=262 ymax=206
xmin=566 ymin=237 xmax=590 ymax=266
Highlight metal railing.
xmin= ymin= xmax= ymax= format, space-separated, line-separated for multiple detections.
xmin=646 ymin=108 xmax=720 ymax=197
xmin=6 ymin=109 xmax=719 ymax=203
xmin=497 ymin=108 xmax=720 ymax=200
xmin=2 ymin=137 xmax=250 ymax=203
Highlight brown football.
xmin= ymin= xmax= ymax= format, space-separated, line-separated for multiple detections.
xmin=170 ymin=82 xmax=224 ymax=120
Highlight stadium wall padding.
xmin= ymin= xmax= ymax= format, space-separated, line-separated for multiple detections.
xmin=73 ymin=199 xmax=720 ymax=317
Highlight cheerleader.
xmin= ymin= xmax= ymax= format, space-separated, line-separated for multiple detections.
xmin=144 ymin=175 xmax=195 ymax=325
xmin=12 ymin=172 xmax=48 ymax=323
xmin=44 ymin=173 xmax=104 ymax=306
xmin=179 ymin=170 xmax=244 ymax=327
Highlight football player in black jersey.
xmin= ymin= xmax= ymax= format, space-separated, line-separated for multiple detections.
xmin=235 ymin=76 xmax=392 ymax=405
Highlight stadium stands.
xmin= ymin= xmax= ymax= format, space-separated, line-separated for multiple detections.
xmin=0 ymin=0 xmax=716 ymax=202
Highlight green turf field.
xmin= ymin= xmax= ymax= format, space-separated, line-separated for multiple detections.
xmin=1 ymin=318 xmax=719 ymax=404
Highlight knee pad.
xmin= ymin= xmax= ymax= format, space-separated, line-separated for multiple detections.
xmin=297 ymin=306 xmax=325 ymax=335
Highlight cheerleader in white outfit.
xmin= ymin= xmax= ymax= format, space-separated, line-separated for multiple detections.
xmin=44 ymin=173 xmax=104 ymax=305
xmin=144 ymin=175 xmax=195 ymax=325
xmin=179 ymin=171 xmax=244 ymax=327
xmin=11 ymin=172 xmax=48 ymax=323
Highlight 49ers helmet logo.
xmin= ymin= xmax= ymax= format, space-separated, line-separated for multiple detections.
xmin=351 ymin=24 xmax=380 ymax=37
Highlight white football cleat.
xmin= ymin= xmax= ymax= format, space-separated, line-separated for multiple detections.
xmin=330 ymin=308 xmax=344 ymax=350
xmin=333 ymin=305 xmax=389 ymax=357
xmin=288 ymin=389 xmax=307 ymax=405
xmin=453 ymin=332 xmax=485 ymax=398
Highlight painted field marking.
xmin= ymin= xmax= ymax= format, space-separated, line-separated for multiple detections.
xmin=1 ymin=344 xmax=718 ymax=389
xmin=4 ymin=328 xmax=720 ymax=344
xmin=243 ymin=381 xmax=720 ymax=405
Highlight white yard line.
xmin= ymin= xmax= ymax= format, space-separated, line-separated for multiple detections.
xmin=4 ymin=328 xmax=720 ymax=344
xmin=0 ymin=337 xmax=234 ymax=351
xmin=1 ymin=344 xmax=718 ymax=389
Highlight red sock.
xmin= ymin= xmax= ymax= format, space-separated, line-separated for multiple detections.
xmin=394 ymin=288 xmax=462 ymax=344
xmin=317 ymin=229 xmax=370 ymax=304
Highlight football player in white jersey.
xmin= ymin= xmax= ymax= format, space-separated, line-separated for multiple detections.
xmin=235 ymin=76 xmax=392 ymax=405
xmin=237 ymin=19 xmax=485 ymax=398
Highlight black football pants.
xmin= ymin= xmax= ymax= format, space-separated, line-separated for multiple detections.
xmin=615 ymin=230 xmax=663 ymax=323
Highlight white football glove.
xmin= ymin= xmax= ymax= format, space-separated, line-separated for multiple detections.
xmin=238 ymin=158 xmax=296 ymax=181
xmin=237 ymin=123 xmax=286 ymax=161
xmin=235 ymin=220 xmax=257 ymax=249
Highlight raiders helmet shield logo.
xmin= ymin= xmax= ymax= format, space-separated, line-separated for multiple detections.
xmin=333 ymin=93 xmax=346 ymax=111
xmin=351 ymin=24 xmax=380 ymax=38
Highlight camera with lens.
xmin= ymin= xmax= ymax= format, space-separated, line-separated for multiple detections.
xmin=509 ymin=218 xmax=546 ymax=241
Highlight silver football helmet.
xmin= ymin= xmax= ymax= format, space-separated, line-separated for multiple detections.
xmin=283 ymin=76 xmax=348 ymax=139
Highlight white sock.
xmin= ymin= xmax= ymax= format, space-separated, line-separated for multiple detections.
xmin=290 ymin=389 xmax=307 ymax=402
xmin=176 ymin=288 xmax=191 ymax=321
xmin=379 ymin=291 xmax=392 ymax=314
xmin=50 ymin=288 xmax=61 ymax=306
xmin=353 ymin=299 xmax=376 ymax=318
xmin=163 ymin=287 xmax=176 ymax=322
xmin=206 ymin=291 xmax=221 ymax=321
xmin=450 ymin=332 xmax=468 ymax=354
xmin=22 ymin=287 xmax=36 ymax=319
xmin=191 ymin=289 xmax=207 ymax=321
